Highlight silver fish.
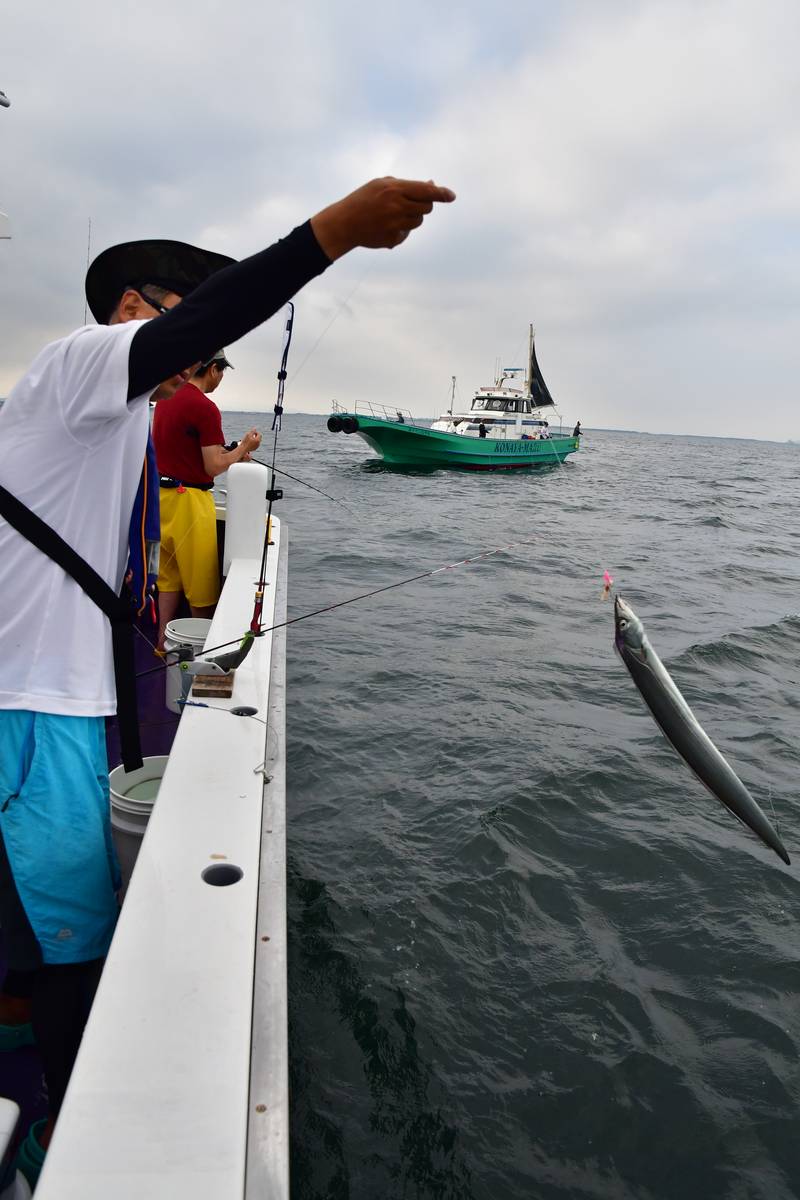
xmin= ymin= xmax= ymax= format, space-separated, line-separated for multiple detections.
xmin=614 ymin=595 xmax=790 ymax=866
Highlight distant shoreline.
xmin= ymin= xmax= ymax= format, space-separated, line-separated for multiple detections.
xmin=0 ymin=398 xmax=794 ymax=444
xmin=216 ymin=410 xmax=797 ymax=445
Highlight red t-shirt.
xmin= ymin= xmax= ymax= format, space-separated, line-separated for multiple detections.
xmin=152 ymin=382 xmax=225 ymax=485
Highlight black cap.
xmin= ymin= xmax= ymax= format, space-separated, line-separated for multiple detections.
xmin=85 ymin=238 xmax=236 ymax=324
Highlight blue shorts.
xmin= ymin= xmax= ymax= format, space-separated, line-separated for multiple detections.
xmin=0 ymin=710 xmax=120 ymax=965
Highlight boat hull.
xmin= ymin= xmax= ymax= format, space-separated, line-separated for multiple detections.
xmin=331 ymin=414 xmax=579 ymax=469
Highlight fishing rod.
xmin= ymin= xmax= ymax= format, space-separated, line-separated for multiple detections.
xmin=135 ymin=538 xmax=539 ymax=680
xmin=251 ymin=302 xmax=293 ymax=635
xmin=160 ymin=304 xmax=296 ymax=681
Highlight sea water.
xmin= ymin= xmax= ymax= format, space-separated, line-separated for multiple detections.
xmin=221 ymin=414 xmax=800 ymax=1200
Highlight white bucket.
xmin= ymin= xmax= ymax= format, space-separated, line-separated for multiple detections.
xmin=0 ymin=1172 xmax=32 ymax=1200
xmin=109 ymin=755 xmax=168 ymax=897
xmin=0 ymin=1174 xmax=32 ymax=1200
xmin=164 ymin=617 xmax=212 ymax=714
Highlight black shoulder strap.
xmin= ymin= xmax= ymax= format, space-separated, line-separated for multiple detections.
xmin=0 ymin=483 xmax=143 ymax=771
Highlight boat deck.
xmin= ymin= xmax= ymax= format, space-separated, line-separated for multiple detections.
xmin=0 ymin=504 xmax=289 ymax=1198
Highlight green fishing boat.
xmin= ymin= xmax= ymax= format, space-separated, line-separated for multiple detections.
xmin=327 ymin=326 xmax=581 ymax=470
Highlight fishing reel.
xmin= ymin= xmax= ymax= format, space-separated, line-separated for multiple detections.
xmin=171 ymin=629 xmax=255 ymax=677
xmin=176 ymin=650 xmax=232 ymax=678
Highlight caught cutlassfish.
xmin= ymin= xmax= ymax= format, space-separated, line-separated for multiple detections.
xmin=614 ymin=595 xmax=790 ymax=866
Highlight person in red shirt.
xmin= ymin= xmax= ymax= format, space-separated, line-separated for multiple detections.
xmin=152 ymin=349 xmax=261 ymax=649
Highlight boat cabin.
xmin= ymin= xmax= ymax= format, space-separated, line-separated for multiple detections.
xmin=430 ymin=328 xmax=560 ymax=440
xmin=431 ymin=388 xmax=554 ymax=438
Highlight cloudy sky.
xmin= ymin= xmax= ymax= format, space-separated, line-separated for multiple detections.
xmin=1 ymin=0 xmax=799 ymax=438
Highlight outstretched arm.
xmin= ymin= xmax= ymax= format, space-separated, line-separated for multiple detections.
xmin=127 ymin=177 xmax=455 ymax=400
xmin=128 ymin=223 xmax=326 ymax=399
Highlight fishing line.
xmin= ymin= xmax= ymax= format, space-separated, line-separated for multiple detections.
xmin=135 ymin=537 xmax=540 ymax=680
xmin=248 ymin=457 xmax=357 ymax=515
xmin=763 ymin=788 xmax=793 ymax=858
xmin=83 ymin=218 xmax=92 ymax=325
xmin=765 ymin=785 xmax=781 ymax=838
xmin=178 ymin=698 xmax=267 ymax=725
xmin=163 ymin=447 xmax=358 ymax=590
xmin=134 ymin=621 xmax=162 ymax=657
xmin=289 ymin=265 xmax=372 ymax=384
xmin=541 ymin=434 xmax=568 ymax=471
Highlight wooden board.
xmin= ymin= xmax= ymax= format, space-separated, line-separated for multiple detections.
xmin=191 ymin=671 xmax=236 ymax=698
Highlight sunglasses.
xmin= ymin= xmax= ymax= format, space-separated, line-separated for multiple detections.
xmin=135 ymin=289 xmax=171 ymax=316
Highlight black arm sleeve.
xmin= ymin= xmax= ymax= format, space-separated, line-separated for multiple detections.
xmin=127 ymin=221 xmax=330 ymax=400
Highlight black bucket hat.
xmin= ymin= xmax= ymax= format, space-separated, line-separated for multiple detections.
xmin=85 ymin=238 xmax=236 ymax=324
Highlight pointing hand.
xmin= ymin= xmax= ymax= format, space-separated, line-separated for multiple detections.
xmin=311 ymin=176 xmax=456 ymax=260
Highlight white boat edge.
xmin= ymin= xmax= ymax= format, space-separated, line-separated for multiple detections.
xmin=35 ymin=483 xmax=289 ymax=1198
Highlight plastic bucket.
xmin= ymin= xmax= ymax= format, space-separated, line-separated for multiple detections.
xmin=109 ymin=755 xmax=168 ymax=897
xmin=0 ymin=1174 xmax=32 ymax=1200
xmin=164 ymin=617 xmax=212 ymax=714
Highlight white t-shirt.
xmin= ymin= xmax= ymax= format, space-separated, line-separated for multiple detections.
xmin=0 ymin=321 xmax=152 ymax=717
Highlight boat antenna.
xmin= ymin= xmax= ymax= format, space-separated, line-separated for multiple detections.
xmin=1 ymin=89 xmax=10 ymax=241
xmin=525 ymin=323 xmax=534 ymax=396
xmin=449 ymin=374 xmax=456 ymax=418
xmin=83 ymin=218 xmax=92 ymax=324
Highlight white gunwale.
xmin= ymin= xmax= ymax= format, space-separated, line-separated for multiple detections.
xmin=36 ymin=522 xmax=288 ymax=1200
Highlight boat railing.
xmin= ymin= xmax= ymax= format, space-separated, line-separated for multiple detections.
xmin=444 ymin=409 xmax=571 ymax=438
xmin=331 ymin=398 xmax=419 ymax=424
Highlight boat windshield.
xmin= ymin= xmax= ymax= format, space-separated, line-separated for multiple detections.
xmin=472 ymin=397 xmax=518 ymax=412
xmin=472 ymin=397 xmax=535 ymax=413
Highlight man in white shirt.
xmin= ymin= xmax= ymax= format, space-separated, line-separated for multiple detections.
xmin=0 ymin=175 xmax=456 ymax=1172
